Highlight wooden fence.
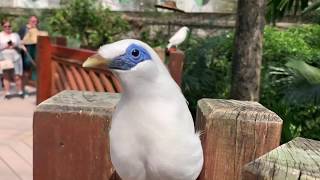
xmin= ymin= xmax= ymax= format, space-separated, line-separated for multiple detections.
xmin=34 ymin=91 xmax=285 ymax=180
xmin=36 ymin=36 xmax=184 ymax=104
xmin=33 ymin=36 xmax=320 ymax=180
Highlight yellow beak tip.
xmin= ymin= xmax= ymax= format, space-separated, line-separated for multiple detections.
xmin=82 ymin=54 xmax=110 ymax=68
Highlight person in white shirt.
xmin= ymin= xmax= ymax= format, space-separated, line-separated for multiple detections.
xmin=0 ymin=19 xmax=24 ymax=98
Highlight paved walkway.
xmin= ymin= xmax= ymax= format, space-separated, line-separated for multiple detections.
xmin=0 ymin=94 xmax=35 ymax=180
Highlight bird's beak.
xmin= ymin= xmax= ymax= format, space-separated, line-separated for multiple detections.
xmin=82 ymin=54 xmax=111 ymax=69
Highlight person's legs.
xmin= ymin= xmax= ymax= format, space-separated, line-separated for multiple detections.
xmin=15 ymin=75 xmax=23 ymax=93
xmin=14 ymin=58 xmax=24 ymax=97
xmin=3 ymin=71 xmax=10 ymax=96
xmin=23 ymin=45 xmax=35 ymax=93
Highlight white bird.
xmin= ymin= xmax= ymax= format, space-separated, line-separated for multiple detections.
xmin=167 ymin=26 xmax=189 ymax=49
xmin=83 ymin=39 xmax=203 ymax=180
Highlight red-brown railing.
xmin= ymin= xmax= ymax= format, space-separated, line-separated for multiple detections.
xmin=36 ymin=36 xmax=184 ymax=104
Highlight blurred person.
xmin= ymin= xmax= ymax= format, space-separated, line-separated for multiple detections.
xmin=18 ymin=15 xmax=39 ymax=90
xmin=0 ymin=19 xmax=24 ymax=98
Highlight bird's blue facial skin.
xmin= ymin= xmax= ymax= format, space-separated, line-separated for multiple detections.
xmin=109 ymin=44 xmax=152 ymax=70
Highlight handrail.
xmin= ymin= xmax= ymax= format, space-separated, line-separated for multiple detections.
xmin=36 ymin=36 xmax=183 ymax=104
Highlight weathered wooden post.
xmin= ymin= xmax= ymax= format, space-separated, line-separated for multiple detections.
xmin=167 ymin=50 xmax=184 ymax=87
xmin=196 ymin=99 xmax=283 ymax=180
xmin=34 ymin=90 xmax=283 ymax=180
xmin=243 ymin=137 xmax=320 ymax=179
xmin=33 ymin=90 xmax=121 ymax=180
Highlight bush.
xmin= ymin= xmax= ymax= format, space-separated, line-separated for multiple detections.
xmin=261 ymin=25 xmax=320 ymax=142
xmin=49 ymin=0 xmax=130 ymax=49
xmin=181 ymin=33 xmax=233 ymax=115
xmin=175 ymin=25 xmax=320 ymax=142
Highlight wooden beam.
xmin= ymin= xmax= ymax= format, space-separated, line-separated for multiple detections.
xmin=167 ymin=50 xmax=184 ymax=87
xmin=243 ymin=137 xmax=320 ymax=179
xmin=196 ymin=99 xmax=283 ymax=180
xmin=33 ymin=90 xmax=121 ymax=180
xmin=36 ymin=36 xmax=53 ymax=104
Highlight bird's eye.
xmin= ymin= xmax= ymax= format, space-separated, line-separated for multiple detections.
xmin=131 ymin=49 xmax=140 ymax=58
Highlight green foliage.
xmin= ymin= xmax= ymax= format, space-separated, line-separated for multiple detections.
xmin=267 ymin=0 xmax=309 ymax=23
xmin=139 ymin=27 xmax=168 ymax=48
xmin=49 ymin=0 xmax=129 ymax=48
xmin=180 ymin=33 xmax=233 ymax=115
xmin=267 ymin=102 xmax=302 ymax=143
xmin=261 ymin=25 xmax=320 ymax=142
xmin=302 ymin=0 xmax=320 ymax=14
xmin=263 ymin=26 xmax=314 ymax=63
xmin=170 ymin=25 xmax=320 ymax=142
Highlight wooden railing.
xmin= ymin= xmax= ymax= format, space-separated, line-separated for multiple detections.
xmin=243 ymin=137 xmax=320 ymax=179
xmin=36 ymin=36 xmax=184 ymax=104
xmin=34 ymin=91 xmax=284 ymax=180
xmin=51 ymin=47 xmax=123 ymax=93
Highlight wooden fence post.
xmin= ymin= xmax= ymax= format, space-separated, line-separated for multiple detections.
xmin=33 ymin=90 xmax=121 ymax=180
xmin=243 ymin=137 xmax=320 ymax=179
xmin=196 ymin=99 xmax=283 ymax=180
xmin=36 ymin=36 xmax=53 ymax=105
xmin=168 ymin=50 xmax=184 ymax=86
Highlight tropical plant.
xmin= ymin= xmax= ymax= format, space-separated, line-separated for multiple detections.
xmin=49 ymin=0 xmax=130 ymax=49
xmin=303 ymin=0 xmax=320 ymax=14
xmin=283 ymin=60 xmax=320 ymax=104
xmin=267 ymin=102 xmax=302 ymax=143
xmin=267 ymin=0 xmax=309 ymax=23
xmin=261 ymin=25 xmax=320 ymax=141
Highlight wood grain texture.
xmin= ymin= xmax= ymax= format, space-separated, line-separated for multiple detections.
xmin=56 ymin=63 xmax=70 ymax=90
xmin=70 ymin=66 xmax=86 ymax=91
xmin=243 ymin=137 xmax=320 ymax=180
xmin=36 ymin=36 xmax=52 ymax=104
xmin=168 ymin=50 xmax=184 ymax=87
xmin=110 ymin=76 xmax=123 ymax=93
xmin=63 ymin=64 xmax=79 ymax=90
xmin=99 ymin=73 xmax=115 ymax=93
xmin=53 ymin=73 xmax=63 ymax=94
xmin=34 ymin=91 xmax=121 ymax=180
xmin=89 ymin=71 xmax=105 ymax=92
xmin=196 ymin=99 xmax=283 ymax=180
xmin=79 ymin=68 xmax=95 ymax=91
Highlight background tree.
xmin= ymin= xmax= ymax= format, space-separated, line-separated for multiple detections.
xmin=230 ymin=0 xmax=267 ymax=101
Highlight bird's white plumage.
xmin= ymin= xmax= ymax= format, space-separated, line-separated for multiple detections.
xmin=167 ymin=26 xmax=189 ymax=49
xmin=98 ymin=39 xmax=203 ymax=180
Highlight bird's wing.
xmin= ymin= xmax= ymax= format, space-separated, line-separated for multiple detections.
xmin=111 ymin=94 xmax=203 ymax=180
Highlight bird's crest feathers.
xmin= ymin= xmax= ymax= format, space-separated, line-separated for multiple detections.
xmin=97 ymin=40 xmax=154 ymax=71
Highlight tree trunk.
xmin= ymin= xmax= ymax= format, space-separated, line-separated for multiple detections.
xmin=230 ymin=0 xmax=266 ymax=101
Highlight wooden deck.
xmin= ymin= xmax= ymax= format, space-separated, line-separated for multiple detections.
xmin=0 ymin=94 xmax=35 ymax=180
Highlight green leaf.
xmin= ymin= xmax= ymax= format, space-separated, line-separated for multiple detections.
xmin=286 ymin=60 xmax=320 ymax=85
xmin=302 ymin=0 xmax=320 ymax=14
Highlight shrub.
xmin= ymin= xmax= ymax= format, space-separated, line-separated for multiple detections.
xmin=261 ymin=25 xmax=320 ymax=142
xmin=175 ymin=25 xmax=320 ymax=142
xmin=181 ymin=33 xmax=233 ymax=115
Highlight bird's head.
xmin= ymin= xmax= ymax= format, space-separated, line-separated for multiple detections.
xmin=181 ymin=26 xmax=190 ymax=33
xmin=83 ymin=39 xmax=170 ymax=88
xmin=83 ymin=39 xmax=156 ymax=71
